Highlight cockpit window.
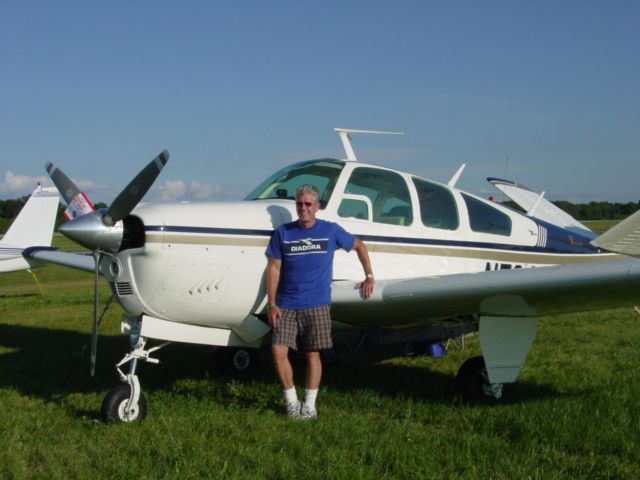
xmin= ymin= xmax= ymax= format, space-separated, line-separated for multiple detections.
xmin=462 ymin=193 xmax=512 ymax=236
xmin=245 ymin=159 xmax=344 ymax=209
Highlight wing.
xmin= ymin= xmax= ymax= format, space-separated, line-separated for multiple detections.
xmin=330 ymin=258 xmax=640 ymax=326
xmin=22 ymin=247 xmax=98 ymax=273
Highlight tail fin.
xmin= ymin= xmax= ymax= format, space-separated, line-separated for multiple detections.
xmin=1 ymin=185 xmax=60 ymax=248
xmin=591 ymin=210 xmax=640 ymax=255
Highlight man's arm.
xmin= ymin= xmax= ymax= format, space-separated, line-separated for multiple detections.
xmin=266 ymin=256 xmax=282 ymax=328
xmin=353 ymin=238 xmax=375 ymax=299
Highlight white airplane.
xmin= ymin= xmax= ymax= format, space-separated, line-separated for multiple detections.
xmin=0 ymin=184 xmax=60 ymax=275
xmin=25 ymin=129 xmax=640 ymax=423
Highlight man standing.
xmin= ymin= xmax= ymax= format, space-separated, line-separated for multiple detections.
xmin=266 ymin=184 xmax=375 ymax=419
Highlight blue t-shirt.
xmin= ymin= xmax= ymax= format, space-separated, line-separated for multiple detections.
xmin=266 ymin=219 xmax=356 ymax=309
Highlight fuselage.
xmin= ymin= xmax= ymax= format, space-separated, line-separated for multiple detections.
xmin=99 ymin=158 xmax=620 ymax=332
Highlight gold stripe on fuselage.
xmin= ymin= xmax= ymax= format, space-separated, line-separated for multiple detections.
xmin=146 ymin=232 xmax=624 ymax=265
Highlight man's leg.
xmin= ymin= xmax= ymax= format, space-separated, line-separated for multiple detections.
xmin=304 ymin=350 xmax=322 ymax=390
xmin=272 ymin=344 xmax=294 ymax=390
xmin=301 ymin=350 xmax=321 ymax=419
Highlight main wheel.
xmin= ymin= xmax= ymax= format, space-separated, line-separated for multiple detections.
xmin=454 ymin=355 xmax=492 ymax=404
xmin=101 ymin=384 xmax=148 ymax=423
xmin=218 ymin=347 xmax=258 ymax=374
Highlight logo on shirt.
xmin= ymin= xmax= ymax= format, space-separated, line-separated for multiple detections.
xmin=283 ymin=238 xmax=329 ymax=255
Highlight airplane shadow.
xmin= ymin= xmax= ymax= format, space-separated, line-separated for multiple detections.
xmin=0 ymin=323 xmax=571 ymax=420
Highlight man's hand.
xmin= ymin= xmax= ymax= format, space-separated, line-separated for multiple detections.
xmin=353 ymin=238 xmax=374 ymax=299
xmin=358 ymin=277 xmax=375 ymax=299
xmin=267 ymin=305 xmax=282 ymax=328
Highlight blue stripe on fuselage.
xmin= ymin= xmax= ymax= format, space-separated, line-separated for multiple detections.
xmin=529 ymin=218 xmax=598 ymax=253
xmin=145 ymin=225 xmax=600 ymax=255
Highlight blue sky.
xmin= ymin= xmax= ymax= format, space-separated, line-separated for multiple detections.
xmin=1 ymin=1 xmax=639 ymax=204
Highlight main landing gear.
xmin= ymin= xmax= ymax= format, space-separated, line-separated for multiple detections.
xmin=216 ymin=347 xmax=259 ymax=374
xmin=454 ymin=356 xmax=503 ymax=404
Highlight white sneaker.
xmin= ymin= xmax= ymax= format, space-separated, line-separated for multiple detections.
xmin=286 ymin=400 xmax=301 ymax=419
xmin=300 ymin=404 xmax=317 ymax=420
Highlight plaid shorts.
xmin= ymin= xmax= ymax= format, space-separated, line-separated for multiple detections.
xmin=272 ymin=305 xmax=333 ymax=351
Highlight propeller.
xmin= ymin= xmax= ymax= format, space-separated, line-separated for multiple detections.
xmin=47 ymin=151 xmax=170 ymax=376
xmin=103 ymin=150 xmax=169 ymax=226
xmin=45 ymin=161 xmax=81 ymax=205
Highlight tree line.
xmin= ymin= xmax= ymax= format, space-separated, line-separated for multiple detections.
xmin=501 ymin=200 xmax=639 ymax=220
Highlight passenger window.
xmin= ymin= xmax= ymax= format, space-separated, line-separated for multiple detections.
xmin=338 ymin=198 xmax=370 ymax=220
xmin=412 ymin=177 xmax=459 ymax=230
xmin=462 ymin=193 xmax=512 ymax=236
xmin=344 ymin=167 xmax=413 ymax=226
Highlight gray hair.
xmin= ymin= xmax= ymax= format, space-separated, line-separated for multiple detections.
xmin=295 ymin=184 xmax=320 ymax=202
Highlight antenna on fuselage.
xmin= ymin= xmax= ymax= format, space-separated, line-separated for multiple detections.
xmin=334 ymin=128 xmax=403 ymax=161
xmin=448 ymin=164 xmax=466 ymax=187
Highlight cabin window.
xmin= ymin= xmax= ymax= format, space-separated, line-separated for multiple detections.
xmin=412 ymin=177 xmax=459 ymax=230
xmin=462 ymin=193 xmax=512 ymax=236
xmin=337 ymin=198 xmax=370 ymax=220
xmin=343 ymin=167 xmax=413 ymax=226
xmin=245 ymin=159 xmax=344 ymax=209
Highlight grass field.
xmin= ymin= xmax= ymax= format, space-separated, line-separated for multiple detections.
xmin=1 ymin=236 xmax=639 ymax=479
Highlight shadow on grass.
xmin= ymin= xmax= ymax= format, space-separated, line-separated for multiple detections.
xmin=0 ymin=323 xmax=570 ymax=419
xmin=0 ymin=292 xmax=41 ymax=299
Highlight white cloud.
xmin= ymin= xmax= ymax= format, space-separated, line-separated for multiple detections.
xmin=0 ymin=171 xmax=53 ymax=198
xmin=1 ymin=170 xmax=240 ymax=203
xmin=189 ymin=181 xmax=222 ymax=200
xmin=149 ymin=179 xmax=225 ymax=202
xmin=153 ymin=180 xmax=188 ymax=202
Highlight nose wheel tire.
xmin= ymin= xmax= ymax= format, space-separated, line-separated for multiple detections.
xmin=101 ymin=384 xmax=148 ymax=423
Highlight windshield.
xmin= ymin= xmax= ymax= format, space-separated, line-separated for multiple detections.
xmin=245 ymin=159 xmax=345 ymax=209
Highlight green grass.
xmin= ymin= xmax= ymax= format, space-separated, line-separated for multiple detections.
xmin=581 ymin=219 xmax=619 ymax=234
xmin=1 ymin=238 xmax=639 ymax=479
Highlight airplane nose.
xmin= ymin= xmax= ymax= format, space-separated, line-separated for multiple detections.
xmin=59 ymin=210 xmax=124 ymax=252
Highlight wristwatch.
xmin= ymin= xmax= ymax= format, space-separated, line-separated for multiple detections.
xmin=366 ymin=273 xmax=374 ymax=279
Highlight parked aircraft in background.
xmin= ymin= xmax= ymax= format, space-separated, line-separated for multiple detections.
xmin=0 ymin=184 xmax=60 ymax=275
xmin=26 ymin=129 xmax=640 ymax=423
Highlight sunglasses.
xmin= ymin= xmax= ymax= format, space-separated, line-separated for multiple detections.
xmin=296 ymin=201 xmax=316 ymax=208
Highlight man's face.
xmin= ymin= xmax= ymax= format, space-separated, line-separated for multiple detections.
xmin=296 ymin=193 xmax=320 ymax=227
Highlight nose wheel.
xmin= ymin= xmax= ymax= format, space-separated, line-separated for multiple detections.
xmin=101 ymin=327 xmax=168 ymax=423
xmin=101 ymin=384 xmax=148 ymax=423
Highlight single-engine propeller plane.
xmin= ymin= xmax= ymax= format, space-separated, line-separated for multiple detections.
xmin=26 ymin=129 xmax=640 ymax=422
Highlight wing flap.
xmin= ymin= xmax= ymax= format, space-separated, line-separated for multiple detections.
xmin=488 ymin=177 xmax=595 ymax=239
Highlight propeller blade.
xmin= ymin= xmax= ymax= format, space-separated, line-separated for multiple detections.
xmin=104 ymin=150 xmax=169 ymax=226
xmin=46 ymin=162 xmax=81 ymax=205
